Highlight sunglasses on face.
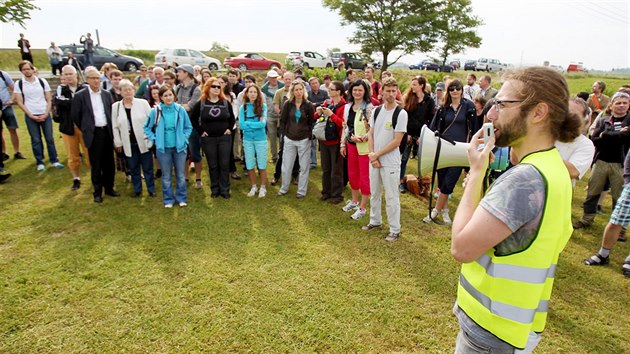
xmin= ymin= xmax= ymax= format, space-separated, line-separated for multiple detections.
xmin=448 ymin=86 xmax=463 ymax=92
xmin=210 ymin=85 xmax=221 ymax=89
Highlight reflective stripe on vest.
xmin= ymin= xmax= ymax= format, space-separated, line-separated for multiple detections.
xmin=476 ymin=254 xmax=557 ymax=284
xmin=460 ymin=274 xmax=549 ymax=324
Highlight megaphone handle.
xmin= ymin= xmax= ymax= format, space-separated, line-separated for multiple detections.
xmin=427 ymin=135 xmax=443 ymax=223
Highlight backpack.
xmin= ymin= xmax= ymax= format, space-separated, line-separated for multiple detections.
xmin=17 ymin=78 xmax=46 ymax=103
xmin=150 ymin=106 xmax=162 ymax=134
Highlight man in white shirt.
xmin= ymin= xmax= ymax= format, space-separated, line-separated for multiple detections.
xmin=13 ymin=60 xmax=64 ymax=171
xmin=364 ymin=77 xmax=408 ymax=241
xmin=71 ymin=66 xmax=118 ymax=203
xmin=463 ymin=73 xmax=480 ymax=101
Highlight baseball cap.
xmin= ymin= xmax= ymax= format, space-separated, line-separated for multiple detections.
xmin=267 ymin=70 xmax=279 ymax=78
xmin=436 ymin=82 xmax=445 ymax=91
xmin=176 ymin=64 xmax=195 ymax=77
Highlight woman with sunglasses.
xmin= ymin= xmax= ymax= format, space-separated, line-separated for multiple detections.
xmin=315 ymin=80 xmax=346 ymax=204
xmin=219 ymin=75 xmax=242 ymax=180
xmin=190 ymin=78 xmax=235 ymax=199
xmin=340 ymin=80 xmax=374 ymax=220
xmin=400 ymin=75 xmax=435 ymax=192
xmin=424 ymin=79 xmax=478 ymax=225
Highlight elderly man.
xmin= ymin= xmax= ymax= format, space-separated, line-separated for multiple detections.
xmin=71 ymin=66 xmax=118 ymax=203
xmin=574 ymin=92 xmax=630 ymax=229
xmin=261 ymin=70 xmax=284 ymax=162
xmin=451 ymin=67 xmax=582 ymax=352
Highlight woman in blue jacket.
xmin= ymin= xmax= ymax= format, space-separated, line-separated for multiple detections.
xmin=239 ymin=84 xmax=268 ymax=198
xmin=144 ymin=85 xmax=193 ymax=208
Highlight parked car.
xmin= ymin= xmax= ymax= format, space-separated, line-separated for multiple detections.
xmin=154 ymin=48 xmax=221 ymax=70
xmin=286 ymin=51 xmax=333 ymax=69
xmin=224 ymin=53 xmax=282 ymax=71
xmin=475 ymin=58 xmax=503 ymax=72
xmin=464 ymin=60 xmax=476 ymax=71
xmin=59 ymin=44 xmax=144 ymax=71
xmin=409 ymin=60 xmax=453 ymax=72
xmin=330 ymin=52 xmax=367 ymax=70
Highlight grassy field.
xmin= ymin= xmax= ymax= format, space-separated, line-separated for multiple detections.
xmin=1 ymin=99 xmax=629 ymax=353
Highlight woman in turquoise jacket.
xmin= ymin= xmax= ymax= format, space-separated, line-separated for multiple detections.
xmin=144 ymin=86 xmax=193 ymax=208
xmin=239 ymin=84 xmax=268 ymax=198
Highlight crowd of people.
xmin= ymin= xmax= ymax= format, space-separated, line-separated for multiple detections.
xmin=1 ymin=54 xmax=630 ymax=352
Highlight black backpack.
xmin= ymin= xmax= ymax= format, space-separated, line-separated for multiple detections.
xmin=17 ymin=77 xmax=46 ymax=102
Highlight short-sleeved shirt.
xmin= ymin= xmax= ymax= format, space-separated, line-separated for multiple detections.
xmin=13 ymin=77 xmax=51 ymax=114
xmin=0 ymin=71 xmax=14 ymax=103
xmin=369 ymin=105 xmax=408 ymax=168
xmin=479 ymin=164 xmax=545 ymax=256
xmin=555 ymin=135 xmax=595 ymax=181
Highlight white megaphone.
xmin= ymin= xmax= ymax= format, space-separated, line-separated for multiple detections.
xmin=417 ymin=125 xmax=470 ymax=176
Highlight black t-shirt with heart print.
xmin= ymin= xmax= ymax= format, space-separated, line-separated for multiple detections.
xmin=190 ymin=98 xmax=236 ymax=138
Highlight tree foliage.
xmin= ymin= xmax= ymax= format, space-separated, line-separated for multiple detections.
xmin=209 ymin=41 xmax=230 ymax=52
xmin=0 ymin=0 xmax=40 ymax=28
xmin=434 ymin=0 xmax=482 ymax=67
xmin=322 ymin=0 xmax=438 ymax=72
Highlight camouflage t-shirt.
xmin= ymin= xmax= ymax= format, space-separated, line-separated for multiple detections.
xmin=479 ymin=164 xmax=545 ymax=256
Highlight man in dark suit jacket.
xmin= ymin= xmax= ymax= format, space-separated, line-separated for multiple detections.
xmin=71 ymin=67 xmax=119 ymax=203
xmin=17 ymin=33 xmax=33 ymax=63
xmin=62 ymin=52 xmax=82 ymax=72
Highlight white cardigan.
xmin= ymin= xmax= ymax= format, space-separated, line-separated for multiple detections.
xmin=112 ymin=98 xmax=152 ymax=157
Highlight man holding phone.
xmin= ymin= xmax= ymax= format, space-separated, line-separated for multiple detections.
xmin=450 ymin=67 xmax=583 ymax=353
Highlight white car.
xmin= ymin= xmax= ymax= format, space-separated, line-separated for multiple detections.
xmin=286 ymin=51 xmax=333 ymax=69
xmin=475 ymin=58 xmax=503 ymax=72
xmin=155 ymin=48 xmax=221 ymax=70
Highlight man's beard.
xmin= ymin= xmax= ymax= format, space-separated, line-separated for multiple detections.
xmin=495 ymin=117 xmax=527 ymax=147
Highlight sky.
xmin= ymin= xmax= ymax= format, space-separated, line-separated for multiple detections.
xmin=0 ymin=0 xmax=628 ymax=71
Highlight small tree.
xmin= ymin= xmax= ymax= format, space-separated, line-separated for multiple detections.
xmin=209 ymin=41 xmax=230 ymax=52
xmin=0 ymin=0 xmax=40 ymax=27
xmin=322 ymin=0 xmax=438 ymax=72
xmin=434 ymin=0 xmax=482 ymax=68
xmin=326 ymin=47 xmax=341 ymax=57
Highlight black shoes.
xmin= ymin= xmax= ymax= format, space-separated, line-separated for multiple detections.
xmin=1 ymin=153 xmax=8 ymax=161
xmin=94 ymin=195 xmax=103 ymax=203
xmin=71 ymin=179 xmax=81 ymax=191
xmin=14 ymin=152 xmax=26 ymax=160
xmin=0 ymin=173 xmax=11 ymax=183
xmin=105 ymin=190 xmax=121 ymax=197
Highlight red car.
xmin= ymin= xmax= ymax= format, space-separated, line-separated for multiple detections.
xmin=223 ymin=53 xmax=282 ymax=71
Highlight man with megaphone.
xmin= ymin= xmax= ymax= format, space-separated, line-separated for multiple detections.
xmin=449 ymin=67 xmax=583 ymax=353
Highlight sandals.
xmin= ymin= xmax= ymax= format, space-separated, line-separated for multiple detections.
xmin=583 ymin=253 xmax=610 ymax=266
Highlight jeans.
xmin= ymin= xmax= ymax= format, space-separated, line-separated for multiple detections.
xmin=156 ymin=147 xmax=188 ymax=205
xmin=24 ymin=114 xmax=59 ymax=165
xmin=201 ymin=135 xmax=231 ymax=195
xmin=310 ymin=137 xmax=318 ymax=167
xmin=127 ymin=143 xmax=155 ymax=194
xmin=400 ymin=141 xmax=412 ymax=180
xmin=280 ymin=137 xmax=311 ymax=196
xmin=369 ymin=165 xmax=401 ymax=233
xmin=84 ymin=52 xmax=94 ymax=67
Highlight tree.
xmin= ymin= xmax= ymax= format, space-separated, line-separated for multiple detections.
xmin=434 ymin=0 xmax=482 ymax=68
xmin=322 ymin=0 xmax=438 ymax=72
xmin=326 ymin=47 xmax=341 ymax=57
xmin=209 ymin=41 xmax=230 ymax=52
xmin=0 ymin=0 xmax=40 ymax=28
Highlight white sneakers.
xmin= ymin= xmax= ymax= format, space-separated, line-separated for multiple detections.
xmin=248 ymin=185 xmax=267 ymax=198
xmin=342 ymin=200 xmax=359 ymax=212
xmin=423 ymin=208 xmax=452 ymax=225
xmin=351 ymin=208 xmax=367 ymax=220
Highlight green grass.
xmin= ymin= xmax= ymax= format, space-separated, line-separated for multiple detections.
xmin=1 ymin=96 xmax=629 ymax=353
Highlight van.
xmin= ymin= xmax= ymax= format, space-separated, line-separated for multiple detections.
xmin=567 ymin=63 xmax=586 ymax=72
xmin=476 ymin=58 xmax=503 ymax=72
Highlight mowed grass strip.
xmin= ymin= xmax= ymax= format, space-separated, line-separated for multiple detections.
xmin=0 ymin=95 xmax=629 ymax=352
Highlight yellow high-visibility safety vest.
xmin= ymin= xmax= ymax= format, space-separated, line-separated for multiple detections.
xmin=457 ymin=147 xmax=573 ymax=349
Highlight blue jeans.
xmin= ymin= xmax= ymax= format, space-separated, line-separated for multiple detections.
xmin=400 ymin=142 xmax=412 ymax=180
xmin=24 ymin=114 xmax=58 ymax=165
xmin=127 ymin=143 xmax=155 ymax=194
xmin=156 ymin=147 xmax=187 ymax=205
xmin=84 ymin=52 xmax=94 ymax=67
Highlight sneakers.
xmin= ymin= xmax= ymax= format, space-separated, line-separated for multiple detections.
xmin=399 ymin=183 xmax=407 ymax=193
xmin=361 ymin=223 xmax=382 ymax=231
xmin=385 ymin=232 xmax=400 ymax=242
xmin=230 ymin=172 xmax=241 ymax=180
xmin=37 ymin=164 xmax=45 ymax=172
xmin=52 ymin=162 xmax=64 ymax=169
xmin=164 ymin=203 xmax=173 ymax=208
xmin=423 ymin=208 xmax=439 ymax=223
xmin=14 ymin=152 xmax=26 ymax=160
xmin=179 ymin=202 xmax=187 ymax=207
xmin=195 ymin=179 xmax=203 ymax=189
xmin=247 ymin=185 xmax=258 ymax=197
xmin=351 ymin=208 xmax=367 ymax=220
xmin=342 ymin=200 xmax=359 ymax=212
xmin=277 ymin=190 xmax=287 ymax=196
xmin=71 ymin=179 xmax=81 ymax=191
xmin=441 ymin=209 xmax=452 ymax=225
xmin=258 ymin=187 xmax=267 ymax=198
